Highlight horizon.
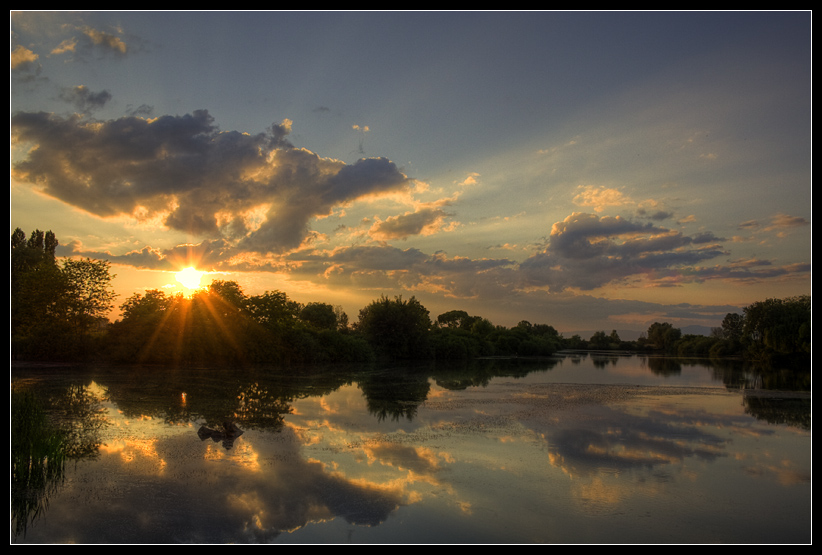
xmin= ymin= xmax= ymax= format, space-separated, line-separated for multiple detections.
xmin=11 ymin=11 xmax=811 ymax=334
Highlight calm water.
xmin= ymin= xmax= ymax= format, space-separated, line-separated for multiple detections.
xmin=11 ymin=354 xmax=811 ymax=544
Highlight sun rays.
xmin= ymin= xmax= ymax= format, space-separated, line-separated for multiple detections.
xmin=175 ymin=266 xmax=206 ymax=292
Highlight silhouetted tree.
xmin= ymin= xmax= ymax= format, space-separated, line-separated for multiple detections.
xmin=436 ymin=309 xmax=471 ymax=329
xmin=646 ymin=322 xmax=682 ymax=352
xmin=208 ymin=280 xmax=247 ymax=312
xmin=299 ymin=302 xmax=338 ymax=330
xmin=12 ymin=229 xmax=116 ymax=360
xmin=245 ymin=290 xmax=302 ymax=331
xmin=589 ymin=330 xmax=610 ymax=349
xmin=743 ymin=296 xmax=811 ymax=357
xmin=357 ymin=295 xmax=431 ymax=359
xmin=61 ymin=258 xmax=117 ymax=335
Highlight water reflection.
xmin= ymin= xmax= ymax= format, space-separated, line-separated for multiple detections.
xmin=11 ymin=388 xmax=68 ymax=539
xmin=11 ymin=356 xmax=811 ymax=543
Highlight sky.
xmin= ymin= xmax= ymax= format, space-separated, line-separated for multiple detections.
xmin=10 ymin=11 xmax=812 ymax=335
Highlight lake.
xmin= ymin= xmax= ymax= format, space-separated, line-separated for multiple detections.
xmin=11 ymin=354 xmax=811 ymax=544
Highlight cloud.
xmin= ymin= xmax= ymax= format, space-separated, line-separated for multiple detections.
xmin=764 ymin=213 xmax=809 ymax=231
xmin=458 ymin=172 xmax=480 ymax=187
xmin=369 ymin=207 xmax=452 ymax=241
xmin=81 ymin=26 xmax=128 ymax=56
xmin=10 ymin=44 xmax=38 ymax=70
xmin=127 ymin=104 xmax=154 ymax=117
xmin=39 ymin=23 xmax=142 ymax=63
xmin=519 ymin=212 xmax=730 ymax=291
xmin=58 ymin=85 xmax=112 ymax=112
xmin=737 ymin=219 xmax=761 ymax=230
xmin=58 ymin=238 xmax=235 ymax=272
xmin=11 ymin=110 xmax=410 ymax=254
xmin=738 ymin=213 xmax=809 ymax=234
xmin=517 ymin=212 xmax=809 ymax=293
xmin=636 ymin=208 xmax=673 ymax=221
xmin=51 ymin=38 xmax=77 ymax=55
xmin=572 ymin=186 xmax=632 ymax=213
xmin=286 ymin=245 xmax=516 ymax=299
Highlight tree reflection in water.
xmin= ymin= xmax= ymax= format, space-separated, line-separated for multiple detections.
xmin=10 ymin=357 xmax=811 ymax=543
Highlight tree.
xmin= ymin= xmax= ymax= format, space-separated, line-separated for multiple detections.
xmin=743 ymin=296 xmax=811 ymax=356
xmin=12 ymin=228 xmax=117 ymax=360
xmin=208 ymin=280 xmax=247 ymax=309
xmin=61 ymin=258 xmax=117 ymax=334
xmin=120 ymin=290 xmax=174 ymax=322
xmin=13 ymin=258 xmax=70 ymax=337
xmin=11 ymin=228 xmax=66 ymax=338
xmin=720 ymin=313 xmax=744 ymax=342
xmin=299 ymin=302 xmax=338 ymax=330
xmin=436 ymin=310 xmax=471 ymax=329
xmin=469 ymin=317 xmax=495 ymax=338
xmin=357 ymin=295 xmax=431 ymax=359
xmin=588 ymin=330 xmax=609 ymax=349
xmin=646 ymin=322 xmax=682 ymax=352
xmin=11 ymin=228 xmax=58 ymax=301
xmin=334 ymin=305 xmax=350 ymax=332
xmin=245 ymin=290 xmax=302 ymax=331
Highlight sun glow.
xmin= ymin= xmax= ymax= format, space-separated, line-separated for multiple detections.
xmin=175 ymin=266 xmax=205 ymax=291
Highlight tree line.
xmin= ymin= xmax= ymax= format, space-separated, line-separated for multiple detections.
xmin=11 ymin=228 xmax=811 ymax=366
xmin=12 ymin=228 xmax=117 ymax=360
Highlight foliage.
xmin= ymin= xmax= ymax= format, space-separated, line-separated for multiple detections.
xmin=244 ymin=289 xmax=302 ymax=331
xmin=357 ymin=295 xmax=432 ymax=359
xmin=208 ymin=279 xmax=247 ymax=310
xmin=674 ymin=334 xmax=721 ymax=357
xmin=107 ymin=284 xmax=370 ymax=366
xmin=436 ymin=310 xmax=476 ymax=330
xmin=646 ymin=322 xmax=682 ymax=352
xmin=11 ymin=228 xmax=117 ymax=361
xmin=10 ymin=227 xmax=810 ymax=366
xmin=11 ymin=388 xmax=67 ymax=539
xmin=720 ymin=312 xmax=744 ymax=342
xmin=430 ymin=327 xmax=492 ymax=360
xmin=742 ymin=296 xmax=811 ymax=359
xmin=485 ymin=321 xmax=560 ymax=357
xmin=588 ymin=331 xmax=610 ymax=350
xmin=11 ymin=228 xmax=63 ymax=335
xmin=61 ymin=258 xmax=118 ymax=334
xmin=299 ymin=302 xmax=339 ymax=331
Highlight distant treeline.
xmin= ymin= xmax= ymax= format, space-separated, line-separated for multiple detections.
xmin=10 ymin=228 xmax=811 ymax=366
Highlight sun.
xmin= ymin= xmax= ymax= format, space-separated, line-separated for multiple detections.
xmin=175 ymin=266 xmax=205 ymax=290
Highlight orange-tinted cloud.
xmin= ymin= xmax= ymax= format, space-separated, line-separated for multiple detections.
xmin=11 ymin=110 xmax=410 ymax=254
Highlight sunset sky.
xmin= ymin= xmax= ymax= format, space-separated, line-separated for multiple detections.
xmin=10 ymin=11 xmax=812 ymax=335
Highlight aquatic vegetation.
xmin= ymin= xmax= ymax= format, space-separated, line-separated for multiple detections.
xmin=11 ymin=388 xmax=68 ymax=540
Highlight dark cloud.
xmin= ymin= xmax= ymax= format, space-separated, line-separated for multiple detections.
xmin=58 ymin=238 xmax=234 ymax=272
xmin=547 ymin=404 xmax=731 ymax=477
xmin=58 ymin=85 xmax=112 ymax=112
xmin=289 ymin=245 xmax=429 ymax=276
xmin=637 ymin=208 xmax=674 ymax=221
xmin=11 ymin=110 xmax=410 ymax=253
xmin=15 ymin=107 xmax=803 ymax=302
xmin=370 ymin=207 xmax=451 ymax=240
xmin=690 ymin=231 xmax=723 ymax=244
xmin=286 ymin=245 xmax=517 ymax=299
xmin=9 ymin=43 xmax=44 ymax=84
xmin=519 ymin=212 xmax=731 ymax=291
xmin=766 ymin=213 xmax=810 ymax=230
xmin=126 ymin=103 xmax=154 ymax=117
xmin=670 ymin=261 xmax=812 ymax=284
xmin=737 ymin=219 xmax=761 ymax=230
